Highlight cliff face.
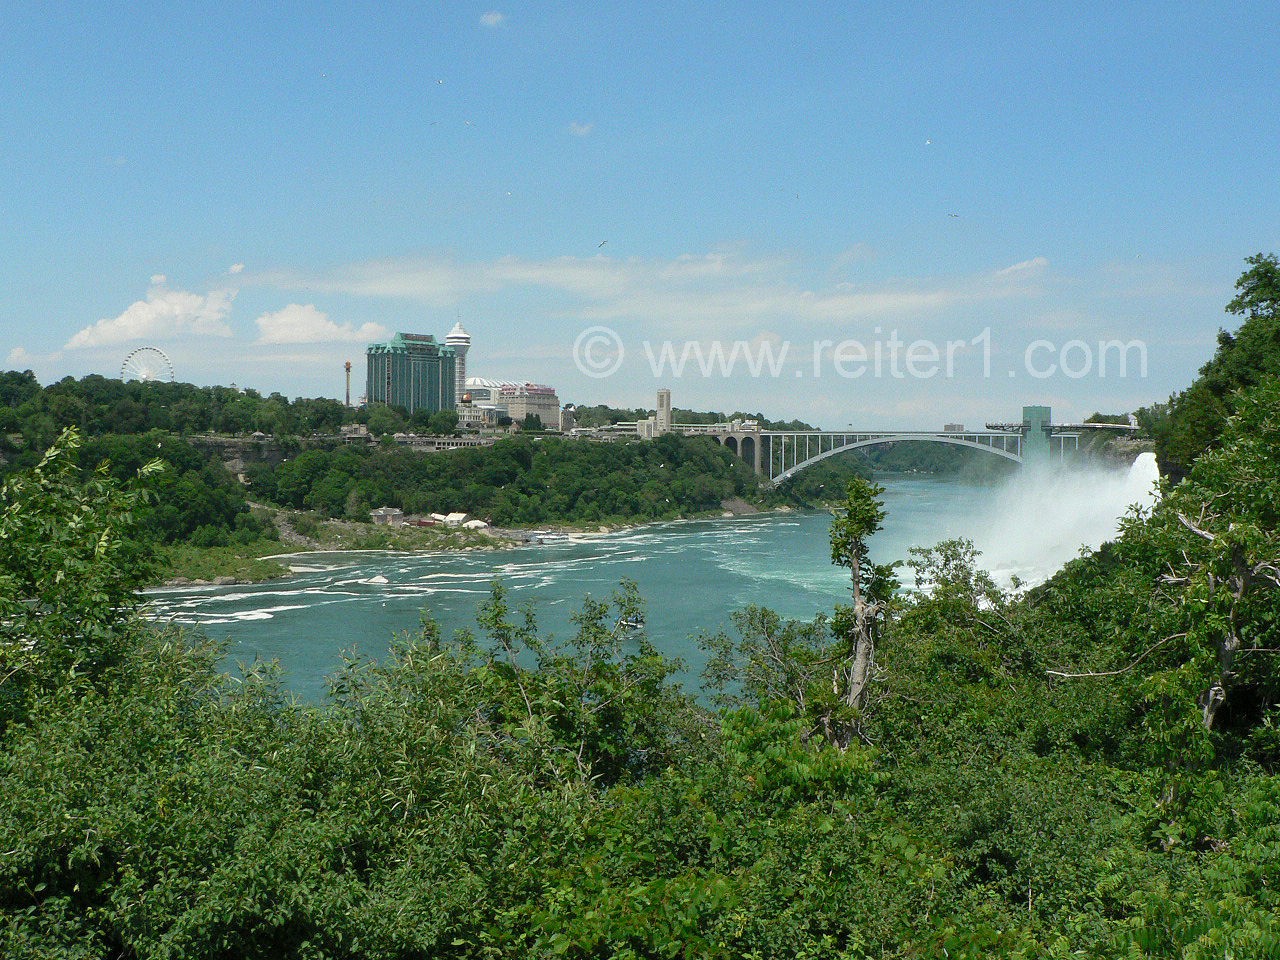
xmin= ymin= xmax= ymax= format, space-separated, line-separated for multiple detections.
xmin=186 ymin=434 xmax=345 ymax=474
xmin=1093 ymin=435 xmax=1156 ymax=468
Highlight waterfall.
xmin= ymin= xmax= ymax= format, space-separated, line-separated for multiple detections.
xmin=969 ymin=452 xmax=1161 ymax=586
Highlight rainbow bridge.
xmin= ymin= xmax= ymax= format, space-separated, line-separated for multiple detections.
xmin=682 ymin=406 xmax=1132 ymax=483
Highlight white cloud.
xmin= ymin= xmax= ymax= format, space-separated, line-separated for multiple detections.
xmin=994 ymin=256 xmax=1049 ymax=277
xmin=255 ymin=303 xmax=389 ymax=345
xmin=258 ymin=251 xmax=1055 ymax=339
xmin=6 ymin=346 xmax=33 ymax=367
xmin=65 ymin=281 xmax=236 ymax=349
xmin=480 ymin=11 xmax=505 ymax=27
xmin=568 ymin=122 xmax=594 ymax=137
xmin=150 ymin=274 xmax=167 ymax=285
xmin=228 ymin=263 xmax=245 ymax=275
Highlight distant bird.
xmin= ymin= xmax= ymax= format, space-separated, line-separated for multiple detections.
xmin=925 ymin=139 xmax=932 ymax=145
xmin=598 ymin=240 xmax=607 ymax=248
xmin=436 ymin=78 xmax=445 ymax=84
xmin=948 ymin=213 xmax=959 ymax=218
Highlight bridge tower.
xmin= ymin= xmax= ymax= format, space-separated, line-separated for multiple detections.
xmin=1021 ymin=405 xmax=1051 ymax=463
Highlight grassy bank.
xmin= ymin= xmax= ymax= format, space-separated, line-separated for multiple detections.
xmin=155 ymin=508 xmax=512 ymax=586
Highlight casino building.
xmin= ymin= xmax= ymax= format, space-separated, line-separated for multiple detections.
xmin=365 ymin=332 xmax=457 ymax=414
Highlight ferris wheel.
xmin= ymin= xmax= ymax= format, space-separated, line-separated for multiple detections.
xmin=120 ymin=346 xmax=175 ymax=383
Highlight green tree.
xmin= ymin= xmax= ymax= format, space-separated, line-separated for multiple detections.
xmin=427 ymin=409 xmax=459 ymax=435
xmin=829 ymin=477 xmax=897 ymax=728
xmin=0 ymin=429 xmax=159 ymax=727
xmin=366 ymin=403 xmax=406 ymax=437
xmin=1153 ymin=252 xmax=1280 ymax=479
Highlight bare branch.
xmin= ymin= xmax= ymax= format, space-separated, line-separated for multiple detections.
xmin=1047 ymin=634 xmax=1185 ymax=679
xmin=1177 ymin=512 xmax=1216 ymax=542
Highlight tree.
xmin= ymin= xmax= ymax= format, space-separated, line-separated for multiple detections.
xmin=0 ymin=429 xmax=160 ymax=728
xmin=828 ymin=477 xmax=898 ymax=732
xmin=1154 ymin=253 xmax=1280 ymax=479
xmin=703 ymin=478 xmax=897 ymax=748
xmin=427 ymin=409 xmax=459 ymax=435
xmin=366 ymin=403 xmax=406 ymax=437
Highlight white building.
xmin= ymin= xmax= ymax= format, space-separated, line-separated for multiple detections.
xmin=445 ymin=322 xmax=471 ymax=409
xmin=465 ymin=377 xmax=560 ymax=427
xmin=500 ymin=382 xmax=560 ymax=427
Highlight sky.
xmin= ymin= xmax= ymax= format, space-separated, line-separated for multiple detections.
xmin=2 ymin=1 xmax=1277 ymax=429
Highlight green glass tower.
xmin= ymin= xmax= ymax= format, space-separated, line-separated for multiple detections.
xmin=365 ymin=333 xmax=457 ymax=414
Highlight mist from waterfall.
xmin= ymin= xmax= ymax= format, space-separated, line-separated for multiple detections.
xmin=967 ymin=452 xmax=1162 ymax=587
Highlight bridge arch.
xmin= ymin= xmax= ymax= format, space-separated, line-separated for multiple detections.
xmin=772 ymin=434 xmax=1022 ymax=483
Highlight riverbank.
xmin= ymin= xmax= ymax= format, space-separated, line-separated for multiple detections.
xmin=155 ymin=498 xmax=796 ymax=587
xmin=157 ymin=507 xmax=516 ymax=587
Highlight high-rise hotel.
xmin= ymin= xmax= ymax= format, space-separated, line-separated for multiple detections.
xmin=365 ymin=332 xmax=457 ymax=414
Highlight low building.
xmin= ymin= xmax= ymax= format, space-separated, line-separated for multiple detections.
xmin=465 ymin=377 xmax=560 ymax=426
xmin=499 ymin=382 xmax=560 ymax=427
xmin=370 ymin=506 xmax=404 ymax=525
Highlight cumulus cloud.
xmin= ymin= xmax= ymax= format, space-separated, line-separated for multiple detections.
xmin=568 ymin=122 xmax=594 ymax=137
xmin=65 ymin=280 xmax=236 ymax=349
xmin=228 ymin=263 xmax=245 ymax=275
xmin=6 ymin=346 xmax=34 ymax=367
xmin=255 ymin=303 xmax=388 ymax=345
xmin=479 ymin=11 xmax=504 ymax=27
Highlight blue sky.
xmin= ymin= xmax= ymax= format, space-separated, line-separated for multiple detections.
xmin=2 ymin=2 xmax=1277 ymax=428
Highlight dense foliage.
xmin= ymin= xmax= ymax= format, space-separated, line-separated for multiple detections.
xmin=257 ymin=432 xmax=767 ymax=525
xmin=0 ymin=372 xmax=352 ymax=452
xmin=1145 ymin=252 xmax=1280 ymax=480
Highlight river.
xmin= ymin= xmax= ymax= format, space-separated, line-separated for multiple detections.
xmin=144 ymin=455 xmax=1160 ymax=701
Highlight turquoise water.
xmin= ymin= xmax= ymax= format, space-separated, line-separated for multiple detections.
xmin=144 ymin=464 xmax=1158 ymax=701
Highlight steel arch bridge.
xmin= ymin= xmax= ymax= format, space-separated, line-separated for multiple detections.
xmin=678 ymin=405 xmax=1139 ymax=482
xmin=712 ymin=429 xmax=1028 ymax=483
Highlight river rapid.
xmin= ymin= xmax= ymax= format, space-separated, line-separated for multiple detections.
xmin=144 ymin=455 xmax=1160 ymax=700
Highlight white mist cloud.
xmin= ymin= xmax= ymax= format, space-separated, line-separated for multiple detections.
xmin=228 ymin=263 xmax=245 ymax=275
xmin=568 ymin=122 xmax=594 ymax=137
xmin=255 ymin=303 xmax=388 ymax=344
xmin=6 ymin=346 xmax=34 ymax=367
xmin=480 ymin=11 xmax=505 ymax=27
xmin=65 ymin=280 xmax=236 ymax=349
